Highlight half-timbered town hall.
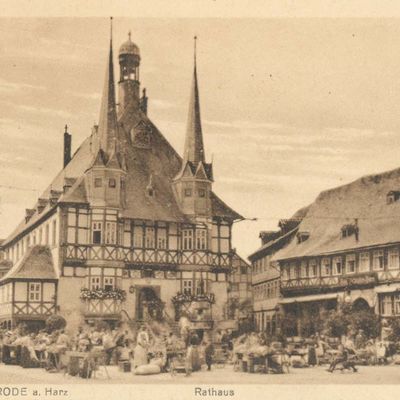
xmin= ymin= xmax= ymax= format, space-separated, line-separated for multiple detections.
xmin=0 ymin=26 xmax=242 ymax=333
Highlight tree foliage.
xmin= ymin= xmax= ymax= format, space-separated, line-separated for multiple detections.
xmin=45 ymin=315 xmax=67 ymax=332
xmin=324 ymin=303 xmax=380 ymax=339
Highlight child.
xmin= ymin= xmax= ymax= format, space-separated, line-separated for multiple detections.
xmin=204 ymin=341 xmax=214 ymax=371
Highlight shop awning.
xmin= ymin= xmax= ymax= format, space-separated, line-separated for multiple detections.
xmin=279 ymin=293 xmax=339 ymax=305
xmin=375 ymin=284 xmax=400 ymax=294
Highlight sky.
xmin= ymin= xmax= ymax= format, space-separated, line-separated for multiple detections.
xmin=1 ymin=18 xmax=400 ymax=258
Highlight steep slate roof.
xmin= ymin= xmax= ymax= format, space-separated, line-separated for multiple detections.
xmin=183 ymin=58 xmax=205 ymax=165
xmin=273 ymin=167 xmax=400 ymax=261
xmin=248 ymin=206 xmax=310 ymax=261
xmin=3 ymin=39 xmax=241 ymax=245
xmin=1 ymin=246 xmax=57 ymax=281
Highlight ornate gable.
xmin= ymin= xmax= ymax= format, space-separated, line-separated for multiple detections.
xmin=131 ymin=120 xmax=152 ymax=149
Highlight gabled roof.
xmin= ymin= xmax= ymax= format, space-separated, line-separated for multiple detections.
xmin=1 ymin=246 xmax=57 ymax=282
xmin=3 ymin=39 xmax=242 ymax=245
xmin=273 ymin=167 xmax=400 ymax=261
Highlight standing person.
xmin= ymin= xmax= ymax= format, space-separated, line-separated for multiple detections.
xmin=214 ymin=330 xmax=222 ymax=345
xmin=102 ymin=329 xmax=116 ymax=365
xmin=185 ymin=341 xmax=194 ymax=377
xmin=204 ymin=341 xmax=214 ymax=371
xmin=307 ymin=338 xmax=317 ymax=367
xmin=179 ymin=315 xmax=191 ymax=347
xmin=221 ymin=330 xmax=229 ymax=351
xmin=355 ymin=330 xmax=366 ymax=350
xmin=376 ymin=341 xmax=387 ymax=365
xmin=133 ymin=326 xmax=150 ymax=369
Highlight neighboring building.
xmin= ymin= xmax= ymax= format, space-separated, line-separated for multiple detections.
xmin=0 ymin=240 xmax=12 ymax=280
xmin=273 ymin=168 xmax=400 ymax=336
xmin=248 ymin=212 xmax=306 ymax=336
xmin=225 ymin=252 xmax=252 ymax=322
xmin=0 ymin=28 xmax=242 ymax=331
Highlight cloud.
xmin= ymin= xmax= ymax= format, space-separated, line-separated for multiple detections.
xmin=0 ymin=78 xmax=46 ymax=93
xmin=324 ymin=127 xmax=396 ymax=141
xmin=17 ymin=104 xmax=73 ymax=119
xmin=66 ymin=89 xmax=101 ymax=101
xmin=149 ymin=98 xmax=177 ymax=110
xmin=204 ymin=119 xmax=284 ymax=130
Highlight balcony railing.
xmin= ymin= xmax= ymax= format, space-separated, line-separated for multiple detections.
xmin=13 ymin=301 xmax=56 ymax=317
xmin=63 ymin=244 xmax=231 ymax=268
xmin=83 ymin=299 xmax=122 ymax=318
xmin=281 ymin=272 xmax=379 ymax=292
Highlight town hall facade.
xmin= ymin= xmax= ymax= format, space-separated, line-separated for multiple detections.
xmin=0 ymin=26 xmax=242 ymax=333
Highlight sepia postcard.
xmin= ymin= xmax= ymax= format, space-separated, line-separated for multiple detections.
xmin=0 ymin=1 xmax=400 ymax=399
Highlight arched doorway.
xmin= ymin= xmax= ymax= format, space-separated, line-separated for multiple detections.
xmin=352 ymin=297 xmax=370 ymax=312
xmin=136 ymin=286 xmax=163 ymax=321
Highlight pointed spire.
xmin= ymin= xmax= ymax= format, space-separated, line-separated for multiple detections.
xmin=97 ymin=17 xmax=119 ymax=158
xmin=182 ymin=36 xmax=205 ymax=165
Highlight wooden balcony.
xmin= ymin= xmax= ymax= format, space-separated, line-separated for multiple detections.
xmin=281 ymin=272 xmax=379 ymax=293
xmin=83 ymin=299 xmax=122 ymax=319
xmin=13 ymin=301 xmax=56 ymax=319
xmin=63 ymin=244 xmax=231 ymax=268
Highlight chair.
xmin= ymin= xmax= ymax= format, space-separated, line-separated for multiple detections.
xmin=88 ymin=349 xmax=110 ymax=379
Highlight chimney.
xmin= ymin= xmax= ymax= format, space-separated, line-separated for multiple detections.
xmin=63 ymin=124 xmax=72 ymax=168
xmin=140 ymin=88 xmax=148 ymax=115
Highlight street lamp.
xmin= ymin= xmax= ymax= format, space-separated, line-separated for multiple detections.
xmin=233 ymin=217 xmax=258 ymax=224
xmin=344 ymin=289 xmax=352 ymax=304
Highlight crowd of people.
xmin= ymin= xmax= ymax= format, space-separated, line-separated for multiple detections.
xmin=0 ymin=322 xmax=236 ymax=378
xmin=0 ymin=322 xmax=398 ymax=378
xmin=229 ymin=329 xmax=398 ymax=373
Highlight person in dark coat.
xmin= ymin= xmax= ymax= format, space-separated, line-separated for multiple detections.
xmin=307 ymin=341 xmax=317 ymax=367
xmin=204 ymin=341 xmax=214 ymax=371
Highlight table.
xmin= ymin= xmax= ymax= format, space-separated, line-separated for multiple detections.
xmin=64 ymin=350 xmax=109 ymax=379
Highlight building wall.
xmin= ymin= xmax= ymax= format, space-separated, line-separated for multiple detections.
xmin=5 ymin=212 xmax=59 ymax=266
xmin=57 ymin=276 xmax=86 ymax=333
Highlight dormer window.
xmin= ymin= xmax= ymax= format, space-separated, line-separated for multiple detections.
xmin=387 ymin=190 xmax=400 ymax=204
xmin=341 ymin=223 xmax=358 ymax=239
xmin=198 ymin=189 xmax=206 ymax=198
xmin=109 ymin=178 xmax=116 ymax=188
xmin=296 ymin=231 xmax=310 ymax=244
xmin=94 ymin=178 xmax=102 ymax=188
